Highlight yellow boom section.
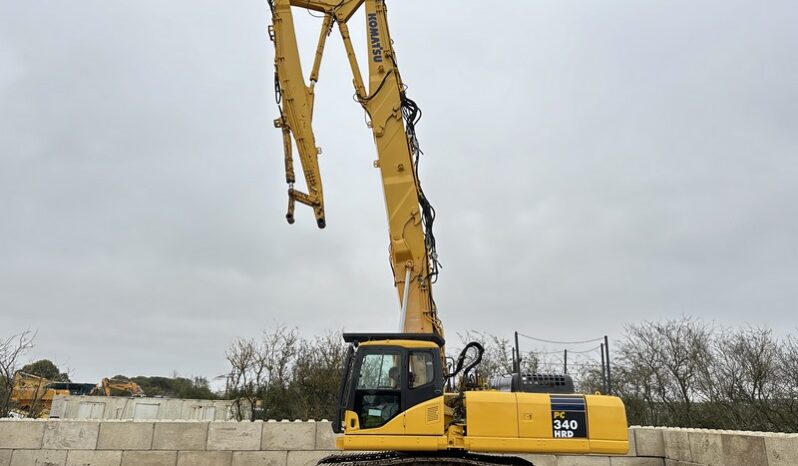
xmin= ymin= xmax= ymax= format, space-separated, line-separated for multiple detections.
xmin=269 ymin=0 xmax=443 ymax=338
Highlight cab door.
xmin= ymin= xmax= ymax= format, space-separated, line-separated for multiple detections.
xmin=403 ymin=349 xmax=445 ymax=436
xmin=350 ymin=349 xmax=403 ymax=430
xmin=404 ymin=350 xmax=442 ymax=410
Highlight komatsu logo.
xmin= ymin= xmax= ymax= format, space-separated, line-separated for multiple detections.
xmin=368 ymin=13 xmax=383 ymax=62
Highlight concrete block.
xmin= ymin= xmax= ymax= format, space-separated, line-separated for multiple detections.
xmin=207 ymin=422 xmax=261 ymax=451
xmin=121 ymin=451 xmax=177 ymax=466
xmin=10 ymin=449 xmax=68 ymax=466
xmin=153 ymin=422 xmax=209 ymax=450
xmin=634 ymin=428 xmax=665 ymax=458
xmin=177 ymin=451 xmax=232 ymax=466
xmin=286 ymin=451 xmax=337 ymax=466
xmin=66 ymin=450 xmax=123 ymax=466
xmin=721 ymin=433 xmax=767 ymax=466
xmin=610 ymin=458 xmax=664 ymax=466
xmin=262 ymin=422 xmax=315 ymax=450
xmin=0 ymin=450 xmax=11 ymax=466
xmin=687 ymin=431 xmax=722 ymax=466
xmin=625 ymin=428 xmax=637 ymax=457
xmin=159 ymin=399 xmax=182 ymax=420
xmin=315 ymin=422 xmax=337 ymax=450
xmin=232 ymin=451 xmax=287 ymax=466
xmin=97 ymin=422 xmax=154 ymax=450
xmin=44 ymin=421 xmax=100 ymax=450
xmin=765 ymin=435 xmax=798 ymax=466
xmin=557 ymin=455 xmax=610 ymax=466
xmin=515 ymin=454 xmax=556 ymax=466
xmin=663 ymin=461 xmax=702 ymax=466
xmin=0 ymin=421 xmax=45 ymax=448
xmin=556 ymin=456 xmax=610 ymax=466
xmin=662 ymin=430 xmax=691 ymax=462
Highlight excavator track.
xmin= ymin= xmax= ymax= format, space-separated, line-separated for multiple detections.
xmin=316 ymin=451 xmax=534 ymax=466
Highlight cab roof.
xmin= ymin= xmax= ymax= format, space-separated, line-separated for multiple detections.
xmin=343 ymin=332 xmax=444 ymax=347
xmin=358 ymin=339 xmax=439 ymax=349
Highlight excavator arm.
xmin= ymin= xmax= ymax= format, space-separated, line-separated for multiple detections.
xmin=269 ymin=0 xmax=442 ymax=337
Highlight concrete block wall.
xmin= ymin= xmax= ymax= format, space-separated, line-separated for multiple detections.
xmin=1 ymin=420 xmax=797 ymax=466
xmin=629 ymin=426 xmax=798 ymax=466
xmin=50 ymin=395 xmax=249 ymax=421
xmin=0 ymin=419 xmax=337 ymax=466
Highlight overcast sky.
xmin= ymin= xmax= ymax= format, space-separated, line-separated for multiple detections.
xmin=1 ymin=1 xmax=796 ymax=385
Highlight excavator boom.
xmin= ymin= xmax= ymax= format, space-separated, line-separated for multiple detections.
xmin=270 ymin=0 xmax=442 ymax=337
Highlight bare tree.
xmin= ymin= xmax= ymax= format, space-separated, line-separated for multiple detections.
xmin=291 ymin=331 xmax=347 ymax=420
xmin=457 ymin=331 xmax=513 ymax=381
xmin=775 ymin=335 xmax=798 ymax=431
xmin=0 ymin=330 xmax=36 ymax=417
xmin=617 ymin=318 xmax=713 ymax=426
xmin=259 ymin=326 xmax=299 ymax=419
xmin=224 ymin=336 xmax=261 ymax=420
xmin=224 ymin=326 xmax=299 ymax=420
xmin=701 ymin=327 xmax=781 ymax=430
xmin=222 ymin=320 xmax=798 ymax=432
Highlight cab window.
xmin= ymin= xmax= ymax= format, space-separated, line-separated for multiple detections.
xmin=408 ymin=351 xmax=434 ymax=389
xmin=353 ymin=351 xmax=401 ymax=429
xmin=358 ymin=352 xmax=400 ymax=389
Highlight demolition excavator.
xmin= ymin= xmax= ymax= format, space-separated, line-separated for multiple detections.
xmin=267 ymin=1 xmax=628 ymax=464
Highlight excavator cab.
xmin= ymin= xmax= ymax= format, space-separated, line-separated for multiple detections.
xmin=334 ymin=334 xmax=445 ymax=435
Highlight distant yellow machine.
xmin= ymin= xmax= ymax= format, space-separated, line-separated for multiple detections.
xmin=10 ymin=372 xmax=73 ymax=417
xmin=11 ymin=373 xmax=144 ymax=418
xmin=91 ymin=378 xmax=146 ymax=397
xmin=267 ymin=0 xmax=628 ymax=464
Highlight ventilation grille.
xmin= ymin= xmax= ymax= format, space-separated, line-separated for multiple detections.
xmin=524 ymin=373 xmax=569 ymax=386
xmin=426 ymin=405 xmax=440 ymax=424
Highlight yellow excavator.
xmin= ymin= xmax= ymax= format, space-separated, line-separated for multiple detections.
xmin=268 ymin=1 xmax=628 ymax=464
xmin=10 ymin=372 xmax=78 ymax=418
xmin=90 ymin=378 xmax=146 ymax=397
xmin=11 ymin=373 xmax=144 ymax=418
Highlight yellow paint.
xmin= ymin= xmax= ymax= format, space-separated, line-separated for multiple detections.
xmin=584 ymin=394 xmax=629 ymax=446
xmin=359 ymin=339 xmax=438 ymax=349
xmin=339 ymin=390 xmax=627 ymax=454
xmin=465 ymin=391 xmax=519 ymax=438
xmin=339 ymin=434 xmax=448 ymax=451
xmin=516 ymin=393 xmax=555 ymax=439
xmin=404 ymin=397 xmax=445 ymax=436
xmin=345 ymin=409 xmax=405 ymax=435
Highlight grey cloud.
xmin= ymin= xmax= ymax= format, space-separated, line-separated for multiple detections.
xmin=1 ymin=0 xmax=796 ymax=383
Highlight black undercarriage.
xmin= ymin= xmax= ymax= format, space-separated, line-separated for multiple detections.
xmin=317 ymin=451 xmax=534 ymax=466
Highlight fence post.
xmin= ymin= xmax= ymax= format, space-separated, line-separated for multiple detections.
xmin=604 ymin=335 xmax=612 ymax=394
xmin=600 ymin=343 xmax=607 ymax=393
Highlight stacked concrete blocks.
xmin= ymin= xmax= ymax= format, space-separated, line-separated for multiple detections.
xmin=632 ymin=427 xmax=665 ymax=458
xmin=1 ymin=419 xmax=798 ymax=466
xmin=207 ymin=422 xmax=261 ymax=451
xmin=262 ymin=420 xmax=315 ymax=450
xmin=97 ymin=421 xmax=154 ymax=450
xmin=720 ymin=431 xmax=768 ymax=466
xmin=0 ymin=419 xmax=46 ymax=449
xmin=765 ymin=434 xmax=798 ymax=466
